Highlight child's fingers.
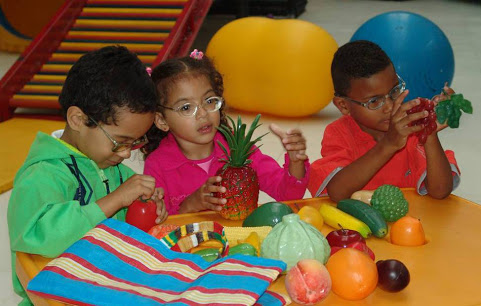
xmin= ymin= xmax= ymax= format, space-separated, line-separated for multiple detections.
xmin=285 ymin=142 xmax=306 ymax=151
xmin=397 ymin=110 xmax=427 ymax=130
xmin=392 ymin=98 xmax=420 ymax=122
xmin=269 ymin=123 xmax=287 ymax=139
xmin=296 ymin=152 xmax=308 ymax=161
xmin=391 ymin=89 xmax=409 ymax=115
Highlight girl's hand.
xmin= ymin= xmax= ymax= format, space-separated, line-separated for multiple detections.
xmin=269 ymin=123 xmax=308 ymax=162
xmin=192 ymin=176 xmax=226 ymax=212
xmin=152 ymin=188 xmax=168 ymax=224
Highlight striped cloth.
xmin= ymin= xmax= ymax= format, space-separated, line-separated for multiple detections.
xmin=28 ymin=219 xmax=290 ymax=305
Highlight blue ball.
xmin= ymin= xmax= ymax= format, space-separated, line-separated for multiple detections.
xmin=351 ymin=11 xmax=454 ymax=101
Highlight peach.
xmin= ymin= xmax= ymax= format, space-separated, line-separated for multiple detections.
xmin=285 ymin=259 xmax=332 ymax=305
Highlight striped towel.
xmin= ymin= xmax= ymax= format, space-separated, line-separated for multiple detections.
xmin=28 ymin=219 xmax=290 ymax=305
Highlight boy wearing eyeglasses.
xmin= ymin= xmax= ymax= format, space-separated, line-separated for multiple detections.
xmin=8 ymin=46 xmax=168 ymax=304
xmin=308 ymin=40 xmax=459 ymax=202
xmin=141 ymin=52 xmax=310 ymax=215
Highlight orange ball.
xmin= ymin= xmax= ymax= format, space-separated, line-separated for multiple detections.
xmin=326 ymin=248 xmax=378 ymax=300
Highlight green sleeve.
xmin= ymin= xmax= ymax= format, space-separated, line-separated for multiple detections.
xmin=8 ymin=163 xmax=107 ymax=258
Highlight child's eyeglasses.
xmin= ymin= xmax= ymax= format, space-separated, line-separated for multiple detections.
xmin=336 ymin=75 xmax=406 ymax=110
xmin=88 ymin=117 xmax=149 ymax=153
xmin=160 ymin=96 xmax=223 ymax=117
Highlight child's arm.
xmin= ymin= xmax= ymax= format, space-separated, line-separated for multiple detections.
xmin=422 ymin=85 xmax=457 ymax=199
xmin=326 ymin=95 xmax=426 ymax=202
xmin=269 ymin=123 xmax=308 ymax=179
xmin=178 ymin=176 xmax=226 ymax=214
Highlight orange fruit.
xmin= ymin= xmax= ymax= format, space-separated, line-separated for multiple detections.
xmin=297 ymin=205 xmax=324 ymax=232
xmin=147 ymin=224 xmax=179 ymax=239
xmin=326 ymin=248 xmax=378 ymax=300
xmin=390 ymin=215 xmax=426 ymax=246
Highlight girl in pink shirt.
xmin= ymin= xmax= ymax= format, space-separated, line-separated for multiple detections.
xmin=142 ymin=51 xmax=310 ymax=215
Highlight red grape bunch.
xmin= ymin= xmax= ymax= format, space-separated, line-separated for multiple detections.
xmin=407 ymin=98 xmax=437 ymax=144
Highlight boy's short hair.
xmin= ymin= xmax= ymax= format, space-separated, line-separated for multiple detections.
xmin=331 ymin=40 xmax=392 ymax=96
xmin=59 ymin=45 xmax=157 ymax=126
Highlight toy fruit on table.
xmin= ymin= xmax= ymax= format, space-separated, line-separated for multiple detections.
xmin=337 ymin=199 xmax=388 ymax=238
xmin=285 ymin=259 xmax=332 ymax=305
xmin=214 ymin=114 xmax=267 ymax=220
xmin=242 ymin=201 xmax=293 ymax=227
xmin=261 ymin=214 xmax=330 ymax=270
xmin=297 ymin=205 xmax=324 ymax=232
xmin=326 ymin=229 xmax=375 ymax=260
xmin=148 ymin=224 xmax=180 ymax=239
xmin=326 ymin=229 xmax=364 ymax=247
xmin=376 ymin=259 xmax=410 ymax=292
xmin=319 ymin=204 xmax=372 ymax=238
xmin=370 ymin=185 xmax=409 ymax=222
xmin=390 ymin=215 xmax=426 ymax=246
xmin=326 ymin=248 xmax=378 ymax=301
xmin=125 ymin=198 xmax=157 ymax=232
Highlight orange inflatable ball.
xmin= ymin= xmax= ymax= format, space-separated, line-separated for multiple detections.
xmin=326 ymin=248 xmax=378 ymax=300
xmin=206 ymin=17 xmax=338 ymax=117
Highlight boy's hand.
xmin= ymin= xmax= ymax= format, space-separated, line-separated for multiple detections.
xmin=269 ymin=123 xmax=308 ymax=163
xmin=186 ymin=176 xmax=226 ymax=212
xmin=431 ymin=83 xmax=455 ymax=133
xmin=114 ymin=174 xmax=157 ymax=208
xmin=152 ymin=188 xmax=168 ymax=224
xmin=382 ymin=90 xmax=427 ymax=150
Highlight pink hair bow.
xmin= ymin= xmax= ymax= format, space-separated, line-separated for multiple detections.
xmin=190 ymin=49 xmax=204 ymax=60
xmin=146 ymin=67 xmax=152 ymax=76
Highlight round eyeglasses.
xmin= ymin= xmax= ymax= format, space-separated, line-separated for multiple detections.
xmin=336 ymin=75 xmax=406 ymax=110
xmin=160 ymin=96 xmax=223 ymax=117
xmin=89 ymin=117 xmax=149 ymax=153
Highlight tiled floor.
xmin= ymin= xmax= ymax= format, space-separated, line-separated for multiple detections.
xmin=1 ymin=0 xmax=480 ymax=304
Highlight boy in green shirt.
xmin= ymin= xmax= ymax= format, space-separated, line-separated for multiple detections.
xmin=7 ymin=46 xmax=168 ymax=305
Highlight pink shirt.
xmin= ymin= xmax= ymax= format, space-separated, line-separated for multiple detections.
xmin=308 ymin=115 xmax=460 ymax=197
xmin=144 ymin=132 xmax=310 ymax=214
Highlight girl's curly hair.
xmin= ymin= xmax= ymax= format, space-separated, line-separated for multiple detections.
xmin=142 ymin=55 xmax=228 ymax=157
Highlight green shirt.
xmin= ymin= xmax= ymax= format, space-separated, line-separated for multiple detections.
xmin=7 ymin=132 xmax=135 ymax=305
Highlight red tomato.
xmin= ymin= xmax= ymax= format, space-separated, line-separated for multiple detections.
xmin=125 ymin=199 xmax=157 ymax=232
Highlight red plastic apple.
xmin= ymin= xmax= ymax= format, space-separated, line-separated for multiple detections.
xmin=125 ymin=198 xmax=157 ymax=232
xmin=326 ymin=229 xmax=365 ymax=248
xmin=331 ymin=241 xmax=375 ymax=260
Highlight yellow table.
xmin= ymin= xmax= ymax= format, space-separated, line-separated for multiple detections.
xmin=16 ymin=189 xmax=481 ymax=305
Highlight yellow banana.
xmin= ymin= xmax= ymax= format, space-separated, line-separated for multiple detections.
xmin=319 ymin=204 xmax=372 ymax=238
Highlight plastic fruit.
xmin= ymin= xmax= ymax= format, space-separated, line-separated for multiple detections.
xmin=297 ymin=205 xmax=324 ymax=232
xmin=330 ymin=241 xmax=375 ymax=261
xmin=407 ymin=97 xmax=437 ymax=144
xmin=148 ymin=224 xmax=179 ymax=239
xmin=261 ymin=214 xmax=331 ymax=270
xmin=285 ymin=259 xmax=332 ymax=305
xmin=326 ymin=248 xmax=378 ymax=300
xmin=390 ymin=215 xmax=426 ymax=246
xmin=326 ymin=229 xmax=364 ymax=248
xmin=215 ymin=115 xmax=265 ymax=220
xmin=376 ymin=259 xmax=410 ymax=292
xmin=242 ymin=201 xmax=293 ymax=227
xmin=370 ymin=184 xmax=409 ymax=222
xmin=125 ymin=199 xmax=157 ymax=232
